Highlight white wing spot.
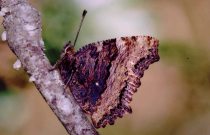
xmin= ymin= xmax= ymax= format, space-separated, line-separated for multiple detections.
xmin=95 ymin=82 xmax=99 ymax=86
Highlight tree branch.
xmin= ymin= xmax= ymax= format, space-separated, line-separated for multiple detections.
xmin=0 ymin=0 xmax=98 ymax=134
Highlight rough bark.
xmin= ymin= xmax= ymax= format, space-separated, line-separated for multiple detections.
xmin=0 ymin=0 xmax=98 ymax=134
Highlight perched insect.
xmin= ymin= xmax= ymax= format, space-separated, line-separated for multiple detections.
xmin=52 ymin=10 xmax=159 ymax=128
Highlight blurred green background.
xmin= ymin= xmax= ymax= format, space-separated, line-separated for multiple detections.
xmin=0 ymin=0 xmax=210 ymax=135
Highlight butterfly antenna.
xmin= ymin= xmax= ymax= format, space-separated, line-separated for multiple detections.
xmin=73 ymin=9 xmax=87 ymax=47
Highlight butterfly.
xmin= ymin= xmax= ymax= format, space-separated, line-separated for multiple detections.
xmin=52 ymin=10 xmax=160 ymax=128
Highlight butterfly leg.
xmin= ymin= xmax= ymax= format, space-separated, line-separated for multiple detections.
xmin=64 ymin=72 xmax=74 ymax=90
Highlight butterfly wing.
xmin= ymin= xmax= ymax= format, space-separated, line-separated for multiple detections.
xmin=70 ymin=38 xmax=118 ymax=114
xmin=60 ymin=36 xmax=159 ymax=128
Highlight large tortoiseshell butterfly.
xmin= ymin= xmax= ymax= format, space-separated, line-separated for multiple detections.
xmin=53 ymin=10 xmax=159 ymax=128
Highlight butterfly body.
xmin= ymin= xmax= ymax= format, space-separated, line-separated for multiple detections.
xmin=58 ymin=36 xmax=159 ymax=128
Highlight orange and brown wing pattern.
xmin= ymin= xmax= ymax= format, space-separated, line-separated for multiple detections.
xmin=58 ymin=36 xmax=159 ymax=128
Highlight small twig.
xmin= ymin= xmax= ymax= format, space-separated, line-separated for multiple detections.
xmin=0 ymin=0 xmax=98 ymax=135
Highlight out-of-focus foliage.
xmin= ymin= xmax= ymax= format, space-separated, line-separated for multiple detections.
xmin=160 ymin=42 xmax=210 ymax=114
xmin=41 ymin=0 xmax=78 ymax=64
xmin=160 ymin=42 xmax=210 ymax=90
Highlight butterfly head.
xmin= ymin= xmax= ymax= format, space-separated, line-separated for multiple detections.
xmin=63 ymin=41 xmax=75 ymax=55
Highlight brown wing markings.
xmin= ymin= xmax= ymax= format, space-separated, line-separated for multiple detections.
xmin=58 ymin=36 xmax=159 ymax=128
xmin=69 ymin=38 xmax=119 ymax=114
xmin=91 ymin=36 xmax=159 ymax=128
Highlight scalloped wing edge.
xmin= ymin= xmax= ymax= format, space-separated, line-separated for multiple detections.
xmin=90 ymin=36 xmax=159 ymax=128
